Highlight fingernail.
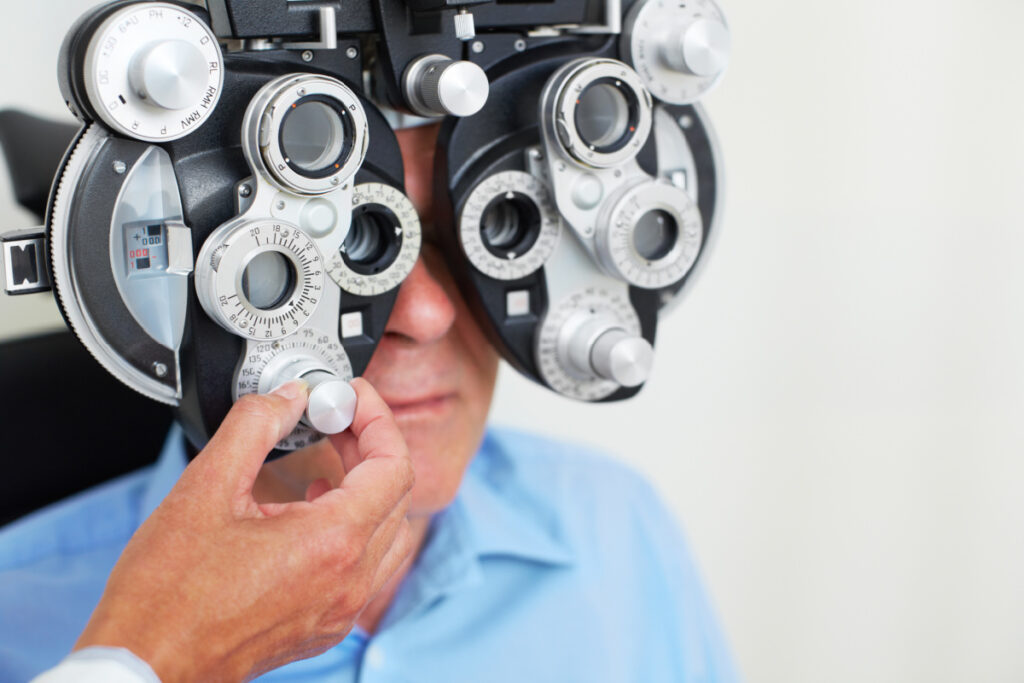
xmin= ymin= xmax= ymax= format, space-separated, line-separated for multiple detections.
xmin=270 ymin=379 xmax=309 ymax=400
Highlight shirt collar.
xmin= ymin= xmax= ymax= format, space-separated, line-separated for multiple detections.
xmin=377 ymin=429 xmax=574 ymax=630
xmin=456 ymin=430 xmax=575 ymax=567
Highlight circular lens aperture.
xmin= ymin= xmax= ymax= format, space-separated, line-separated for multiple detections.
xmin=544 ymin=59 xmax=653 ymax=169
xmin=327 ymin=183 xmax=421 ymax=296
xmin=481 ymin=193 xmax=542 ymax=259
xmin=246 ymin=75 xmax=369 ymax=195
xmin=241 ymin=251 xmax=297 ymax=310
xmin=575 ymin=83 xmax=631 ymax=150
xmin=280 ymin=98 xmax=352 ymax=176
xmin=342 ymin=204 xmax=403 ymax=275
xmin=633 ymin=209 xmax=679 ymax=261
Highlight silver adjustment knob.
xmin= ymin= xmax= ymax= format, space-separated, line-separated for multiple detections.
xmin=266 ymin=358 xmax=357 ymax=434
xmin=403 ymin=54 xmax=489 ymax=118
xmin=590 ymin=329 xmax=654 ymax=388
xmin=561 ymin=315 xmax=654 ymax=388
xmin=662 ymin=18 xmax=731 ymax=77
xmin=129 ymin=40 xmax=209 ymax=110
xmin=621 ymin=0 xmax=730 ymax=104
xmin=303 ymin=371 xmax=358 ymax=435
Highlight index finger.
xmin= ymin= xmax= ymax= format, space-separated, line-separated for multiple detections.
xmin=319 ymin=378 xmax=415 ymax=526
xmin=190 ymin=381 xmax=310 ymax=500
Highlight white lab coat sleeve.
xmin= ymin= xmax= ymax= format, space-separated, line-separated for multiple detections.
xmin=31 ymin=647 xmax=161 ymax=683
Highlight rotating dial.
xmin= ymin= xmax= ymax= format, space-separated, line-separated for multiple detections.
xmin=235 ymin=328 xmax=354 ymax=451
xmin=326 ymin=183 xmax=421 ymax=296
xmin=81 ymin=2 xmax=223 ymax=141
xmin=536 ymin=288 xmax=645 ymax=401
xmin=621 ymin=0 xmax=730 ymax=105
xmin=460 ymin=171 xmax=561 ymax=281
xmin=196 ymin=220 xmax=325 ymax=341
xmin=596 ymin=180 xmax=704 ymax=289
xmin=403 ymin=54 xmax=490 ymax=118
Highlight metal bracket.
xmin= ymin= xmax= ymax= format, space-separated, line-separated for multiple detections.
xmin=282 ymin=6 xmax=338 ymax=50
xmin=2 ymin=227 xmax=50 ymax=295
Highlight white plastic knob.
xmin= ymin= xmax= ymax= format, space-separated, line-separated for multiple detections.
xmin=129 ymin=40 xmax=209 ymax=110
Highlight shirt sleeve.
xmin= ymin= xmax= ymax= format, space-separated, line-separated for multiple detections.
xmin=31 ymin=647 xmax=161 ymax=683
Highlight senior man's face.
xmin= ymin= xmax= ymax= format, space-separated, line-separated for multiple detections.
xmin=362 ymin=124 xmax=500 ymax=514
xmin=257 ymin=124 xmax=500 ymax=516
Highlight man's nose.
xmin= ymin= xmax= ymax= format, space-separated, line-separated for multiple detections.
xmin=384 ymin=257 xmax=457 ymax=344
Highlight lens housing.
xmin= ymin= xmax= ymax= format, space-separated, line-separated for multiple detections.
xmin=279 ymin=96 xmax=355 ymax=178
xmin=342 ymin=203 xmax=404 ymax=276
xmin=240 ymin=250 xmax=297 ymax=311
xmin=542 ymin=58 xmax=653 ymax=169
xmin=480 ymin=192 xmax=542 ymax=260
xmin=459 ymin=171 xmax=561 ymax=281
xmin=596 ymin=180 xmax=704 ymax=289
xmin=326 ymin=183 xmax=422 ymax=297
xmin=573 ymin=79 xmax=641 ymax=155
xmin=632 ymin=209 xmax=679 ymax=261
xmin=243 ymin=73 xmax=368 ymax=196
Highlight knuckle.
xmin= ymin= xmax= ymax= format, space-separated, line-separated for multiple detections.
xmin=337 ymin=576 xmax=373 ymax=615
xmin=331 ymin=538 xmax=363 ymax=570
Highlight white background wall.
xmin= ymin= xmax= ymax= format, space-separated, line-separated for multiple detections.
xmin=2 ymin=1 xmax=1024 ymax=681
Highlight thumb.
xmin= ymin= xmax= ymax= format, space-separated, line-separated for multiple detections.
xmin=194 ymin=380 xmax=310 ymax=498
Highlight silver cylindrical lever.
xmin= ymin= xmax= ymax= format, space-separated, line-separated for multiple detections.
xmin=301 ymin=370 xmax=358 ymax=434
xmin=404 ymin=54 xmax=489 ymax=118
xmin=129 ymin=40 xmax=210 ymax=110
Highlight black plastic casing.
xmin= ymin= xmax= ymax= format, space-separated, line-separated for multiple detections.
xmin=50 ymin=5 xmax=407 ymax=458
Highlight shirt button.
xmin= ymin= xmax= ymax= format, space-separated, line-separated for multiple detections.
xmin=365 ymin=644 xmax=386 ymax=669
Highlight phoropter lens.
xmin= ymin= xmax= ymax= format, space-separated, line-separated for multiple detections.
xmin=280 ymin=98 xmax=352 ymax=176
xmin=241 ymin=251 xmax=297 ymax=310
xmin=575 ymin=83 xmax=631 ymax=150
xmin=632 ymin=209 xmax=679 ymax=262
xmin=342 ymin=204 xmax=403 ymax=275
xmin=544 ymin=59 xmax=653 ymax=169
xmin=480 ymin=193 xmax=542 ymax=259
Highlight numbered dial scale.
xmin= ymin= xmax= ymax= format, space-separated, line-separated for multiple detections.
xmin=80 ymin=2 xmax=223 ymax=141
xmin=196 ymin=220 xmax=325 ymax=341
xmin=460 ymin=171 xmax=561 ymax=281
xmin=235 ymin=328 xmax=353 ymax=451
xmin=326 ymin=183 xmax=422 ymax=296
xmin=536 ymin=287 xmax=645 ymax=402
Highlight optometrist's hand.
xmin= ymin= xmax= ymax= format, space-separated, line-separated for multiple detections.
xmin=73 ymin=378 xmax=415 ymax=682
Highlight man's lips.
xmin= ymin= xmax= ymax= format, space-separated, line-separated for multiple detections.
xmin=382 ymin=392 xmax=458 ymax=416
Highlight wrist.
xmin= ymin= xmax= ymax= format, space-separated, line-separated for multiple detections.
xmin=75 ymin=611 xmax=196 ymax=682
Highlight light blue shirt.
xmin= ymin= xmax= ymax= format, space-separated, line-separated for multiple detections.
xmin=0 ymin=425 xmax=738 ymax=683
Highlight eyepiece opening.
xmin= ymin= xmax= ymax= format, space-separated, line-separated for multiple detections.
xmin=241 ymin=251 xmax=298 ymax=310
xmin=574 ymin=80 xmax=638 ymax=153
xmin=480 ymin=193 xmax=542 ymax=260
xmin=341 ymin=204 xmax=404 ymax=275
xmin=633 ymin=209 xmax=680 ymax=262
xmin=279 ymin=96 xmax=354 ymax=178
